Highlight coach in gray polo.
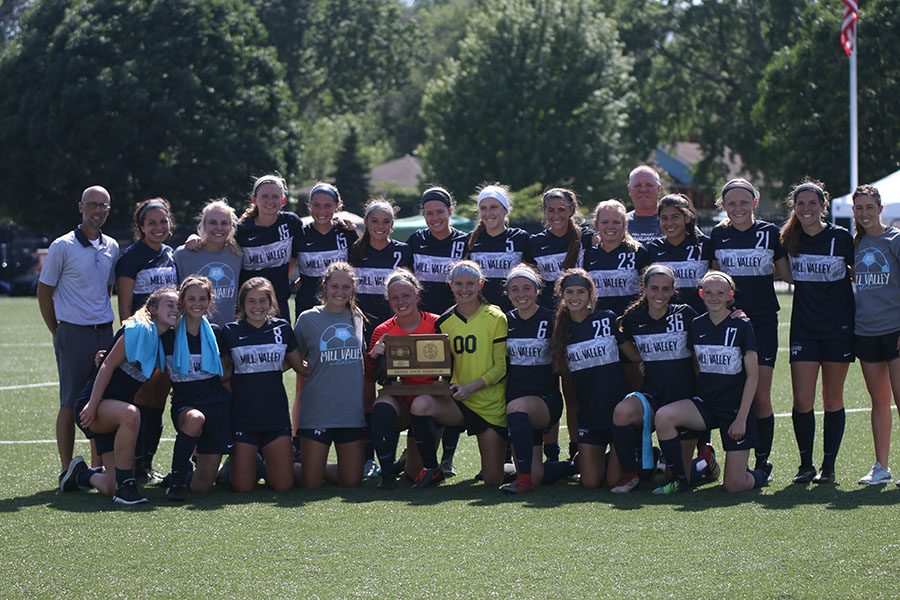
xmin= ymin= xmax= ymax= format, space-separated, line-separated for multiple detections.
xmin=37 ymin=185 xmax=119 ymax=486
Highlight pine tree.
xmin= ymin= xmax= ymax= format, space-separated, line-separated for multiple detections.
xmin=333 ymin=127 xmax=370 ymax=214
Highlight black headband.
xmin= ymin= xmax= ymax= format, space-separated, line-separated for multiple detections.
xmin=722 ymin=180 xmax=758 ymax=200
xmin=420 ymin=187 xmax=452 ymax=208
xmin=561 ymin=274 xmax=592 ymax=289
xmin=137 ymin=200 xmax=169 ymax=224
xmin=793 ymin=183 xmax=826 ymax=204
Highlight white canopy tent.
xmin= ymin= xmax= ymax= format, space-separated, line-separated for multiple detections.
xmin=832 ymin=169 xmax=900 ymax=227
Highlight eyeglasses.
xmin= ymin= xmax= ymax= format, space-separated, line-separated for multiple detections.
xmin=83 ymin=201 xmax=110 ymax=211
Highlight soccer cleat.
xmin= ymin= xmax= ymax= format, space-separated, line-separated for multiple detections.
xmin=363 ymin=459 xmax=381 ymax=479
xmin=652 ymin=479 xmax=687 ymax=495
xmin=792 ymin=465 xmax=818 ymax=484
xmin=610 ymin=473 xmax=640 ymax=494
xmin=59 ymin=456 xmax=87 ymax=492
xmin=500 ymin=474 xmax=534 ymax=494
xmin=698 ymin=444 xmax=720 ymax=482
xmin=439 ymin=459 xmax=457 ymax=478
xmin=857 ymin=462 xmax=893 ymax=485
xmin=136 ymin=465 xmax=164 ymax=486
xmin=411 ymin=467 xmax=445 ymax=489
xmin=113 ymin=480 xmax=148 ymax=505
xmin=755 ymin=460 xmax=774 ymax=482
xmin=812 ymin=468 xmax=836 ymax=485
xmin=377 ymin=472 xmax=398 ymax=490
xmin=165 ymin=483 xmax=186 ymax=501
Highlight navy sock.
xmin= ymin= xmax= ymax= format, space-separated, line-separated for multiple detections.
xmin=697 ymin=429 xmax=711 ymax=446
xmin=507 ymin=412 xmax=534 ymax=475
xmin=612 ymin=424 xmax=638 ymax=473
xmin=412 ymin=415 xmax=439 ymax=469
xmin=541 ymin=460 xmax=577 ymax=484
xmin=750 ymin=468 xmax=768 ymax=489
xmin=172 ymin=431 xmax=199 ymax=479
xmin=76 ymin=467 xmax=101 ymax=489
xmin=441 ymin=426 xmax=461 ymax=462
xmin=115 ymin=468 xmax=133 ymax=486
xmin=822 ymin=408 xmax=846 ymax=471
xmin=364 ymin=412 xmax=375 ymax=462
xmin=659 ymin=436 xmax=684 ymax=479
xmin=568 ymin=441 xmax=578 ymax=459
xmin=543 ymin=442 xmax=560 ymax=462
xmin=137 ymin=405 xmax=164 ymax=469
xmin=371 ymin=402 xmax=400 ymax=476
xmin=756 ymin=414 xmax=775 ymax=465
xmin=791 ymin=409 xmax=815 ymax=468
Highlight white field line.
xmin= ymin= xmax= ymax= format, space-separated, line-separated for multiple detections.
xmin=0 ymin=382 xmax=59 ymax=391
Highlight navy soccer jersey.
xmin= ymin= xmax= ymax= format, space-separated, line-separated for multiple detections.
xmin=294 ymin=221 xmax=355 ymax=313
xmin=236 ymin=211 xmax=303 ymax=311
xmin=526 ymin=228 xmax=587 ymax=308
xmin=565 ymin=309 xmax=628 ymax=429
xmin=220 ymin=317 xmax=297 ymax=432
xmin=788 ymin=223 xmax=855 ymax=339
xmin=351 ymin=240 xmax=413 ymax=329
xmin=582 ymin=241 xmax=650 ymax=316
xmin=692 ymin=314 xmax=757 ymax=408
xmin=644 ymin=233 xmax=712 ymax=313
xmin=161 ymin=325 xmax=228 ymax=409
xmin=408 ymin=228 xmax=468 ymax=314
xmin=622 ymin=304 xmax=697 ymax=409
xmin=465 ymin=227 xmax=530 ymax=312
xmin=711 ymin=220 xmax=786 ymax=319
xmin=506 ymin=306 xmax=558 ymax=401
xmin=115 ymin=241 xmax=177 ymax=312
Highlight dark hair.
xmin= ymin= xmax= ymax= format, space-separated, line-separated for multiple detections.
xmin=622 ymin=264 xmax=676 ymax=323
xmin=419 ymin=186 xmax=455 ymax=212
xmin=550 ymin=268 xmax=596 ymax=374
xmin=241 ymin=174 xmax=286 ymax=223
xmin=178 ymin=275 xmax=216 ymax=319
xmin=780 ymin=179 xmax=829 ymax=257
xmin=657 ymin=193 xmax=699 ymax=242
xmin=351 ymin=198 xmax=397 ymax=264
xmin=317 ymin=261 xmax=366 ymax=328
xmin=237 ymin=277 xmax=279 ymax=319
xmin=543 ymin=187 xmax=582 ymax=269
xmin=132 ymin=198 xmax=173 ymax=241
xmin=385 ymin=268 xmax=423 ymax=299
xmin=852 ymin=184 xmax=883 ymax=246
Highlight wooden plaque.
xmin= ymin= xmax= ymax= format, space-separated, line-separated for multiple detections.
xmin=380 ymin=334 xmax=452 ymax=396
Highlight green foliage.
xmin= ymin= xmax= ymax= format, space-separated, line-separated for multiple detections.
xmin=420 ymin=0 xmax=636 ymax=204
xmin=753 ymin=0 xmax=900 ymax=197
xmin=0 ymin=0 xmax=299 ymax=229
xmin=332 ymin=127 xmax=369 ymax=214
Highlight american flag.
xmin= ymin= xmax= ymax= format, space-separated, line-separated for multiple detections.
xmin=840 ymin=0 xmax=859 ymax=56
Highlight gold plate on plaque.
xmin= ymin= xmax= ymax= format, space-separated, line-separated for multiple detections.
xmin=381 ymin=334 xmax=452 ymax=396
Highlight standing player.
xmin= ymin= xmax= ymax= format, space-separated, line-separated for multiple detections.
xmin=368 ymin=269 xmax=439 ymax=489
xmin=710 ymin=178 xmax=792 ymax=479
xmin=174 ymin=199 xmax=243 ymax=326
xmin=464 ymin=184 xmax=529 ymax=313
xmin=526 ymin=188 xmax=586 ymax=308
xmin=851 ymin=185 xmax=900 ymax=486
xmin=501 ymin=264 xmax=562 ymax=494
xmin=549 ymin=268 xmax=635 ymax=489
xmin=38 ymin=185 xmax=119 ymax=487
xmin=409 ymin=261 xmax=509 ymax=488
xmin=68 ymin=288 xmax=180 ymax=504
xmin=780 ymin=181 xmax=855 ymax=484
xmin=652 ymin=271 xmax=769 ymax=494
xmin=220 ymin=278 xmax=307 ymax=492
xmin=159 ymin=276 xmax=230 ymax=501
xmin=644 ymin=193 xmax=712 ymax=313
xmin=625 ymin=165 xmax=664 ymax=244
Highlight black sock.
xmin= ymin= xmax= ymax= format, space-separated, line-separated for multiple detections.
xmin=76 ymin=467 xmax=101 ymax=489
xmin=756 ymin=414 xmax=775 ymax=465
xmin=791 ymin=409 xmax=815 ymax=468
xmin=541 ymin=460 xmax=577 ymax=484
xmin=659 ymin=436 xmax=684 ymax=480
xmin=507 ymin=412 xmax=534 ymax=476
xmin=568 ymin=441 xmax=578 ymax=459
xmin=612 ymin=424 xmax=638 ymax=473
xmin=115 ymin=468 xmax=133 ymax=487
xmin=372 ymin=402 xmax=400 ymax=476
xmin=697 ymin=429 xmax=711 ymax=446
xmin=822 ymin=408 xmax=846 ymax=471
xmin=172 ymin=431 xmax=199 ymax=480
xmin=441 ymin=426 xmax=461 ymax=462
xmin=543 ymin=442 xmax=560 ymax=462
xmin=364 ymin=412 xmax=375 ymax=462
xmin=412 ymin=415 xmax=439 ymax=469
xmin=137 ymin=405 xmax=164 ymax=469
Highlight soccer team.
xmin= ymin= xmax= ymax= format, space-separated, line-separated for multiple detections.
xmin=38 ymin=166 xmax=900 ymax=504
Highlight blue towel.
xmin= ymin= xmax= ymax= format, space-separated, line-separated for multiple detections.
xmin=123 ymin=319 xmax=165 ymax=379
xmin=173 ymin=315 xmax=223 ymax=377
xmin=627 ymin=392 xmax=656 ymax=471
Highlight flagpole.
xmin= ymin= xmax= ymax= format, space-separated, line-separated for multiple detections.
xmin=849 ymin=27 xmax=858 ymax=193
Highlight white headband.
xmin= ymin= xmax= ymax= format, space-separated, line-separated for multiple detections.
xmin=506 ymin=265 xmax=540 ymax=287
xmin=365 ymin=201 xmax=394 ymax=217
xmin=477 ymin=186 xmax=510 ymax=213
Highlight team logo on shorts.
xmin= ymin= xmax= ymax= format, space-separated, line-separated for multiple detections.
xmin=790 ymin=345 xmax=802 ymax=357
xmin=319 ymin=323 xmax=362 ymax=364
xmin=856 ymin=248 xmax=891 ymax=289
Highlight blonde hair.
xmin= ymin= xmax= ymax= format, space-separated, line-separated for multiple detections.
xmin=128 ymin=287 xmax=178 ymax=327
xmin=593 ymin=199 xmax=640 ymax=251
xmin=198 ymin=199 xmax=241 ymax=256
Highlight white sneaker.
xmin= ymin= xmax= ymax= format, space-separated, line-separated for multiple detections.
xmin=857 ymin=462 xmax=893 ymax=485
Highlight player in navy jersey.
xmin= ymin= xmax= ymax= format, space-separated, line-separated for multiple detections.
xmin=644 ymin=194 xmax=712 ymax=313
xmin=549 ymin=269 xmax=635 ymax=489
xmin=710 ymin=178 xmax=792 ymax=479
xmin=779 ymin=181 xmax=855 ymax=484
xmin=499 ymin=265 xmax=562 ymax=494
xmin=464 ymin=184 xmax=529 ymax=313
xmin=610 ymin=265 xmax=714 ymax=493
xmin=349 ymin=198 xmax=412 ymax=478
xmin=159 ymin=276 xmax=230 ymax=501
xmin=116 ymin=197 xmax=178 ymax=485
xmin=583 ymin=199 xmax=650 ymax=317
xmin=851 ymin=186 xmax=900 ymax=486
xmin=220 ymin=278 xmax=307 ymax=493
xmin=652 ymin=271 xmax=769 ymax=494
xmin=407 ymin=186 xmax=469 ymax=475
xmin=68 ymin=288 xmax=180 ymax=505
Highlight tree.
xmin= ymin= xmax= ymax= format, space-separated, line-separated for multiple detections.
xmin=0 ymin=0 xmax=299 ymax=230
xmin=420 ymin=0 xmax=636 ymax=203
xmin=752 ymin=0 xmax=900 ymax=198
xmin=332 ymin=127 xmax=369 ymax=214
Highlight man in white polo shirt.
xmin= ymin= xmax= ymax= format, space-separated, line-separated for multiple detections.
xmin=37 ymin=185 xmax=119 ymax=490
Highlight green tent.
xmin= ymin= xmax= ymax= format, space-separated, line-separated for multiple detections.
xmin=391 ymin=215 xmax=476 ymax=242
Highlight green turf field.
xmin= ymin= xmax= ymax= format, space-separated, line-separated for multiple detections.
xmin=0 ymin=294 xmax=897 ymax=599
